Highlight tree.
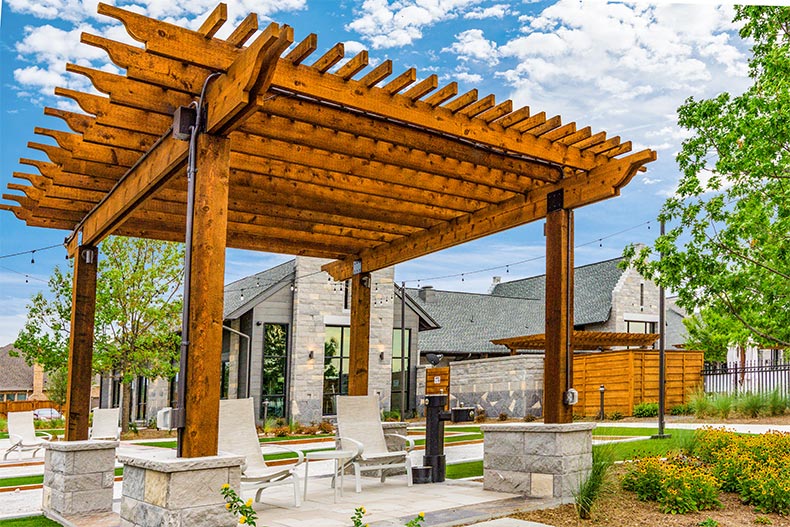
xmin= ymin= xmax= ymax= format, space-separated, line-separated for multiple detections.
xmin=14 ymin=236 xmax=184 ymax=432
xmin=626 ymin=7 xmax=790 ymax=350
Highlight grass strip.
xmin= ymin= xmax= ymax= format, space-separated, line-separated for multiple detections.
xmin=0 ymin=516 xmax=62 ymax=526
xmin=446 ymin=460 xmax=483 ymax=479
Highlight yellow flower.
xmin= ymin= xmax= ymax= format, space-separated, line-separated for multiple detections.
xmin=239 ymin=516 xmax=246 ymax=524
xmin=419 ymin=512 xmax=425 ymax=518
xmin=222 ymin=483 xmax=230 ymax=490
xmin=225 ymin=503 xmax=231 ymax=510
xmin=245 ymin=498 xmax=252 ymax=507
xmin=361 ymin=507 xmax=366 ymax=514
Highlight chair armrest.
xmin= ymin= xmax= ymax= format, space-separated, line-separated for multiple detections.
xmin=262 ymin=443 xmax=305 ymax=465
xmin=384 ymin=433 xmax=415 ymax=452
xmin=9 ymin=433 xmax=23 ymax=446
xmin=36 ymin=431 xmax=53 ymax=441
xmin=336 ymin=436 xmax=364 ymax=457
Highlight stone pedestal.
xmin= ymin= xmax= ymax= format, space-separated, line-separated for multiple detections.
xmin=43 ymin=440 xmax=118 ymax=518
xmin=481 ymin=422 xmax=594 ymax=502
xmin=117 ymin=450 xmax=244 ymax=527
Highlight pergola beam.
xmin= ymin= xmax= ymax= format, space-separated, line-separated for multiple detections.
xmin=322 ymin=150 xmax=656 ymax=280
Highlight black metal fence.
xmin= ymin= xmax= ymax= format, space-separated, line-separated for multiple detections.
xmin=702 ymin=360 xmax=790 ymax=397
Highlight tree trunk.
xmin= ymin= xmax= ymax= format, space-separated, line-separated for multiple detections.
xmin=121 ymin=381 xmax=132 ymax=434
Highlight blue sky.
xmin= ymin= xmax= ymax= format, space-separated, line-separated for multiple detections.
xmin=0 ymin=0 xmax=755 ymax=344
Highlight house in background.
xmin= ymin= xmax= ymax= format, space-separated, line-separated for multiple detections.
xmin=0 ymin=343 xmax=49 ymax=402
xmin=412 ymin=256 xmax=684 ymax=362
xmin=100 ymin=253 xmax=689 ymax=425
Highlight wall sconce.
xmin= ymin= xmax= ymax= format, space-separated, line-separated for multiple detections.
xmin=308 ymin=350 xmax=314 ymax=360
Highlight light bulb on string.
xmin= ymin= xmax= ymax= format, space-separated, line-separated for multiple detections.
xmin=31 ymin=250 xmax=35 ymax=265
xmin=25 ymin=274 xmax=29 ymax=283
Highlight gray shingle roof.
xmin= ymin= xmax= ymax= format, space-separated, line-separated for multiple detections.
xmin=407 ymin=288 xmax=543 ymax=355
xmin=0 ymin=344 xmax=33 ymax=391
xmin=224 ymin=260 xmax=295 ymax=319
xmin=491 ymin=257 xmax=625 ymax=326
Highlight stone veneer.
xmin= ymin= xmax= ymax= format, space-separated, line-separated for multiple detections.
xmin=117 ymin=450 xmax=243 ymax=527
xmin=289 ymin=257 xmax=395 ymax=424
xmin=416 ymin=355 xmax=544 ymax=418
xmin=480 ymin=422 xmax=594 ymax=502
xmin=43 ymin=440 xmax=118 ymax=518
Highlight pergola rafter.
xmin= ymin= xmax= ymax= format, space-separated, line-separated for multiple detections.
xmin=1 ymin=2 xmax=657 ymax=456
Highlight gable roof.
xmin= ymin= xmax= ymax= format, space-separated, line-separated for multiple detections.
xmin=491 ymin=257 xmax=626 ymax=326
xmin=0 ymin=344 xmax=33 ymax=392
xmin=224 ymin=260 xmax=295 ymax=319
xmin=407 ymin=288 xmax=543 ymax=355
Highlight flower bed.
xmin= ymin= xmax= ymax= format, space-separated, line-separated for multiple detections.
xmin=622 ymin=427 xmax=790 ymax=515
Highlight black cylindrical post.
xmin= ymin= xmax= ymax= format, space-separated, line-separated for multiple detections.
xmin=423 ymin=394 xmax=448 ymax=482
xmin=598 ymin=385 xmax=605 ymax=420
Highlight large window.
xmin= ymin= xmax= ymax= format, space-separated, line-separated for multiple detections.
xmin=391 ymin=328 xmax=411 ymax=416
xmin=261 ymin=323 xmax=288 ymax=420
xmin=626 ymin=320 xmax=657 ymax=349
xmin=133 ymin=376 xmax=148 ymax=421
xmin=323 ymin=326 xmax=350 ymax=415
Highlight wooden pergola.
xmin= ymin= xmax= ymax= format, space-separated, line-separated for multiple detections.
xmin=492 ymin=331 xmax=661 ymax=353
xmin=1 ymin=3 xmax=656 ymax=457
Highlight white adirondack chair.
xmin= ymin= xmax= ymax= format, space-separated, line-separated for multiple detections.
xmin=335 ymin=395 xmax=414 ymax=492
xmin=219 ymin=398 xmax=304 ymax=506
xmin=89 ymin=407 xmax=121 ymax=440
xmin=4 ymin=411 xmax=51 ymax=460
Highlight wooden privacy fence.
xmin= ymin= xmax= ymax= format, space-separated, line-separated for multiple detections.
xmin=573 ymin=350 xmax=704 ymax=417
xmin=0 ymin=400 xmax=61 ymax=418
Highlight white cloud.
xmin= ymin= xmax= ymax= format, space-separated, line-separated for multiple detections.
xmin=5 ymin=0 xmax=101 ymax=22
xmin=347 ymin=0 xmax=483 ymax=49
xmin=464 ymin=3 xmax=511 ymax=20
xmin=454 ymin=71 xmax=483 ymax=84
xmin=491 ymin=0 xmax=749 ymax=153
xmin=443 ymin=29 xmax=499 ymax=64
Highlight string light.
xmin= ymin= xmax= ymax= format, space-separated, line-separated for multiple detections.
xmin=0 ymin=243 xmax=61 ymax=260
xmin=31 ymin=250 xmax=35 ymax=265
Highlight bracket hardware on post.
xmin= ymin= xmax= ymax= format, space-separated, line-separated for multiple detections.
xmin=547 ymin=189 xmax=564 ymax=213
xmin=173 ymin=106 xmax=198 ymax=141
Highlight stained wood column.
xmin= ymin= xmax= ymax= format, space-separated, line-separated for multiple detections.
xmin=182 ymin=134 xmax=230 ymax=457
xmin=348 ymin=271 xmax=371 ymax=396
xmin=65 ymin=245 xmax=98 ymax=441
xmin=544 ymin=191 xmax=574 ymax=424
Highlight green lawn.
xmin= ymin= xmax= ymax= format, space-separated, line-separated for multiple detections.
xmin=446 ymin=460 xmax=483 ymax=479
xmin=0 ymin=517 xmax=61 ymax=527
xmin=0 ymin=429 xmax=63 ymax=440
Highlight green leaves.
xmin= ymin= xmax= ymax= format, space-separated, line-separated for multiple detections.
xmin=626 ymin=7 xmax=790 ymax=353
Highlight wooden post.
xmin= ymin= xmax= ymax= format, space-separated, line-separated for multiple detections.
xmin=182 ymin=134 xmax=229 ymax=458
xmin=348 ymin=271 xmax=371 ymax=396
xmin=65 ymin=245 xmax=98 ymax=441
xmin=544 ymin=190 xmax=574 ymax=424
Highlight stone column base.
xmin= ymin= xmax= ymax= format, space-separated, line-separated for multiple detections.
xmin=481 ymin=422 xmax=595 ymax=503
xmin=43 ymin=440 xmax=118 ymax=518
xmin=117 ymin=450 xmax=244 ymax=527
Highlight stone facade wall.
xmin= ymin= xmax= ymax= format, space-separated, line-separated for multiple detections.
xmin=600 ymin=266 xmax=660 ymax=334
xmin=289 ymin=257 xmax=395 ymax=424
xmin=416 ymin=355 xmax=544 ymax=418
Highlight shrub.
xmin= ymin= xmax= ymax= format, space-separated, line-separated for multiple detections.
xmin=523 ymin=413 xmax=537 ymax=422
xmin=474 ymin=408 xmax=487 ymax=423
xmin=497 ymin=412 xmax=508 ymax=421
xmin=737 ymin=392 xmax=766 ymax=418
xmin=575 ymin=445 xmax=614 ymax=519
xmin=670 ymin=403 xmax=693 ymax=415
xmin=0 ymin=417 xmax=6 ymax=432
xmin=382 ymin=410 xmax=401 ymax=422
xmin=698 ymin=519 xmax=719 ymax=527
xmin=262 ymin=417 xmax=277 ymax=435
xmin=689 ymin=391 xmax=714 ymax=418
xmin=221 ymin=484 xmax=257 ymax=526
xmin=633 ymin=402 xmax=659 ymax=418
xmin=299 ymin=425 xmax=319 ymax=435
xmin=767 ymin=390 xmax=787 ymax=417
xmin=272 ymin=426 xmax=289 ymax=437
xmin=754 ymin=515 xmax=772 ymax=524
xmin=318 ymin=420 xmax=334 ymax=434
xmin=609 ymin=411 xmax=624 ymax=421
xmin=711 ymin=393 xmax=734 ymax=419
xmin=622 ymin=455 xmax=721 ymax=514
